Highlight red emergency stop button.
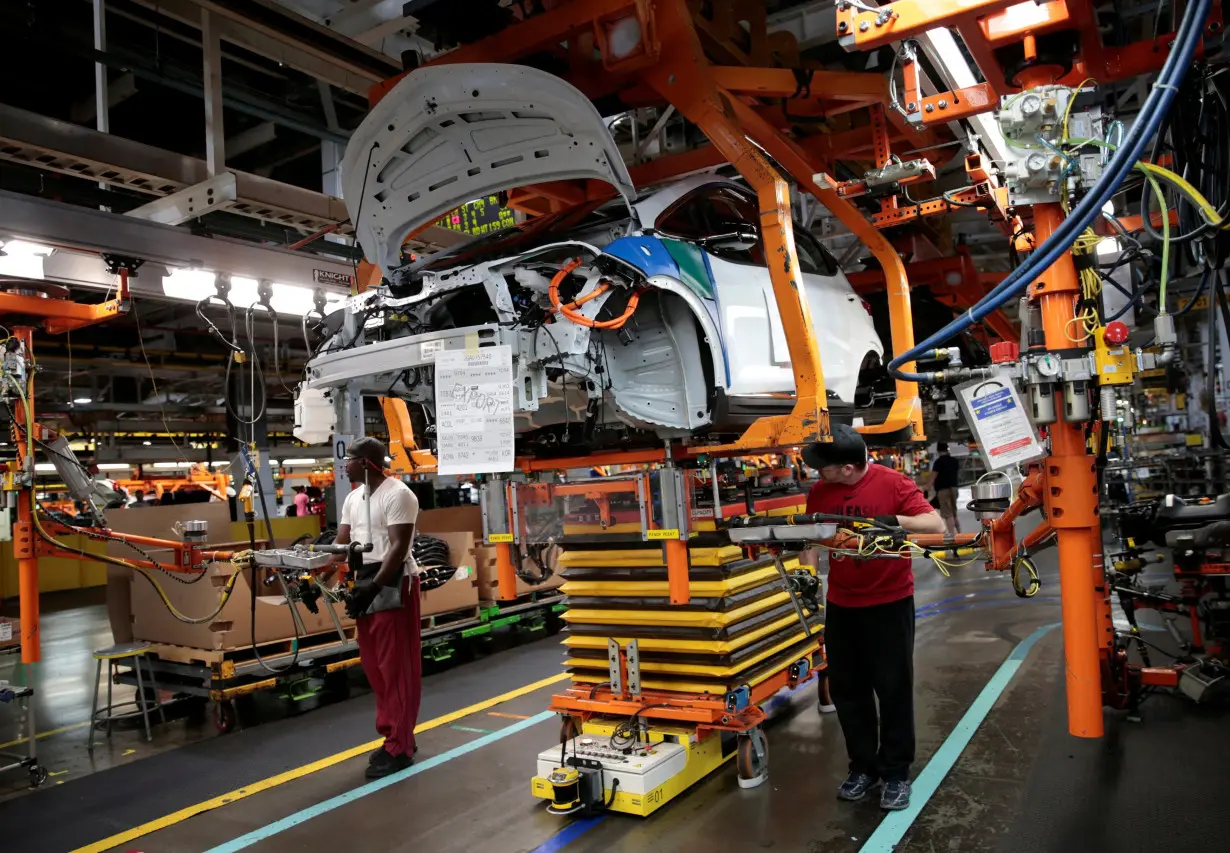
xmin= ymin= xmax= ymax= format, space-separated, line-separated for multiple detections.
xmin=990 ymin=341 xmax=1020 ymax=364
xmin=1103 ymin=321 xmax=1129 ymax=346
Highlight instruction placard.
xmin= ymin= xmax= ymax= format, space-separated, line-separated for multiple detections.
xmin=435 ymin=345 xmax=515 ymax=476
xmin=955 ymin=378 xmax=1044 ymax=471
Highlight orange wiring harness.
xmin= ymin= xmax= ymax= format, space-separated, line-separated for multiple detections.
xmin=548 ymin=258 xmax=641 ymax=329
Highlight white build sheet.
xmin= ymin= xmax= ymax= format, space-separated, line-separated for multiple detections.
xmin=956 ymin=378 xmax=1044 ymax=471
xmin=435 ymin=345 xmax=515 ymax=476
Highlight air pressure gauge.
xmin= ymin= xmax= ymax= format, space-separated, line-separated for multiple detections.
xmin=1035 ymin=354 xmax=1061 ymax=378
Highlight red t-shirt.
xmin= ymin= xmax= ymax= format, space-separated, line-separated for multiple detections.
xmin=805 ymin=464 xmax=934 ymax=608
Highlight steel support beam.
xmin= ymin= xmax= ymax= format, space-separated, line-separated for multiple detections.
xmin=0 ymin=190 xmax=355 ymax=294
xmin=92 ymin=0 xmax=109 ymax=134
xmin=124 ymin=173 xmax=239 ymax=225
xmin=202 ymin=9 xmax=226 ymax=176
xmin=225 ymin=122 xmax=278 ymax=158
xmin=0 ymin=103 xmax=463 ymax=247
xmin=129 ymin=0 xmax=398 ymax=95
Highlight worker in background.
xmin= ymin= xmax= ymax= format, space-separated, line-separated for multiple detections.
xmin=292 ymin=484 xmax=309 ymax=517
xmin=802 ymin=425 xmax=945 ymax=812
xmin=925 ymin=442 xmax=961 ymax=537
xmin=331 ymin=437 xmax=422 ymax=779
xmin=129 ymin=488 xmax=149 ymax=508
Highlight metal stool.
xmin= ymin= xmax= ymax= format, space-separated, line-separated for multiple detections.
xmin=88 ymin=642 xmax=165 ymax=750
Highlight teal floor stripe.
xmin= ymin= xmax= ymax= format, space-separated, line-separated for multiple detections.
xmin=860 ymin=622 xmax=1060 ymax=852
xmin=203 ymin=711 xmax=554 ymax=853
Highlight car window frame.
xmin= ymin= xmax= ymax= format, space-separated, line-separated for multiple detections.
xmin=653 ymin=184 xmax=766 ymax=266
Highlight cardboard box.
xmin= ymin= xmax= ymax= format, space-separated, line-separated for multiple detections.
xmin=472 ymin=544 xmax=564 ymax=600
xmin=130 ymin=562 xmax=353 ymax=650
xmin=0 ymin=617 xmax=19 ymax=650
xmin=416 ymin=506 xmax=484 ymax=540
xmin=417 ymin=529 xmax=480 ymax=617
xmin=418 ymin=569 xmax=479 ymax=618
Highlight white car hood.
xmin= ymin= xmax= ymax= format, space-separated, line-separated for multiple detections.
xmin=342 ymin=63 xmax=637 ymax=273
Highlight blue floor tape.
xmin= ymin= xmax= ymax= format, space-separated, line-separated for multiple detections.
xmin=858 ymin=622 xmax=1060 ymax=852
xmin=529 ymin=815 xmax=607 ymax=853
xmin=203 ymin=710 xmax=555 ymax=853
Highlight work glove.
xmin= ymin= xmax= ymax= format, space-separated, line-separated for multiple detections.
xmin=345 ymin=580 xmax=382 ymax=619
xmin=232 ymin=549 xmax=257 ymax=569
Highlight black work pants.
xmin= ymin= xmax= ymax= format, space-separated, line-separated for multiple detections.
xmin=824 ymin=596 xmax=915 ymax=782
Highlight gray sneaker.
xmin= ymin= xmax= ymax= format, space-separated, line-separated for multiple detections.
xmin=837 ymin=771 xmax=878 ymax=801
xmin=880 ymin=779 xmax=912 ymax=810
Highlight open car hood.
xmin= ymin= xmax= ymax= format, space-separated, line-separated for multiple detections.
xmin=342 ymin=63 xmax=637 ymax=273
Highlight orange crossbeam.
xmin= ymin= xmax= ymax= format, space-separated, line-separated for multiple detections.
xmin=837 ymin=0 xmax=1023 ymax=52
xmin=709 ymin=66 xmax=887 ymax=102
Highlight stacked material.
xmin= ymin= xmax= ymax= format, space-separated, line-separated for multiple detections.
xmin=559 ymin=543 xmax=822 ymax=695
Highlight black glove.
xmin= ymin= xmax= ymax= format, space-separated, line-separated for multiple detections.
xmin=873 ymin=514 xmax=901 ymax=529
xmin=346 ymin=580 xmax=381 ymax=619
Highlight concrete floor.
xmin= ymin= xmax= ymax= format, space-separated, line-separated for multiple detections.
xmin=2 ymin=500 xmax=1220 ymax=853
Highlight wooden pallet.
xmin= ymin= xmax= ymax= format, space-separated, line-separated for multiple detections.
xmin=420 ymin=606 xmax=482 ymax=632
xmin=147 ymin=625 xmax=357 ymax=667
xmin=480 ymin=588 xmax=565 ymax=609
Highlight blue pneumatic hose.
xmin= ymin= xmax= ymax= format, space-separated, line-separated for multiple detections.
xmin=888 ymin=0 xmax=1212 ymax=381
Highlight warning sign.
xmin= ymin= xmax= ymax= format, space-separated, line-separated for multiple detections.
xmin=956 ymin=378 xmax=1044 ymax=471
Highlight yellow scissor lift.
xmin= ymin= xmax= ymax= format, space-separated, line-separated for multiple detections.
xmin=478 ymin=464 xmax=826 ymax=816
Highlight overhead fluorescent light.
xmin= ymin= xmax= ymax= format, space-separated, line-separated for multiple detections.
xmin=208 ymin=461 xmax=230 ymax=468
xmin=280 ymin=458 xmax=320 ymax=466
xmin=73 ymin=397 xmax=93 ymax=405
xmin=142 ymin=440 xmax=152 ymax=446
xmin=161 ymin=268 xmax=217 ymax=302
xmin=95 ymin=463 xmax=133 ymax=471
xmin=1 ymin=240 xmax=55 ymax=256
xmin=151 ymin=461 xmax=192 ymax=469
xmin=34 ymin=463 xmax=57 ymax=472
xmin=162 ymin=270 xmax=348 ymax=316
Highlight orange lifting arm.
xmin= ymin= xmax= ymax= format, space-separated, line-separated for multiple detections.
xmin=380 ymin=397 xmax=438 ymax=474
xmin=640 ymin=0 xmax=830 ymax=452
xmin=712 ymin=94 xmax=923 ymax=441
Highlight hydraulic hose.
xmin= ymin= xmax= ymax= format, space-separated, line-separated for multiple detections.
xmin=887 ymin=0 xmax=1212 ymax=381
xmin=31 ymin=510 xmax=242 ymax=624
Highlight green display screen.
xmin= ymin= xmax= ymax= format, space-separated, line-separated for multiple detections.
xmin=436 ymin=196 xmax=516 ymax=237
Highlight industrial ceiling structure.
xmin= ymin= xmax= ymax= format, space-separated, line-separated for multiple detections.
xmin=0 ymin=0 xmax=1181 ymax=458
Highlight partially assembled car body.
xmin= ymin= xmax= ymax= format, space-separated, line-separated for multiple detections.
xmin=300 ymin=64 xmax=883 ymax=454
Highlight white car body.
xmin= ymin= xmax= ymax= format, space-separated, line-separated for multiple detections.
xmin=301 ymin=64 xmax=882 ymax=449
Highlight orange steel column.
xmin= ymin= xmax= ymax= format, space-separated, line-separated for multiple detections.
xmin=11 ymin=327 xmax=39 ymax=663
xmin=495 ymin=544 xmax=519 ymax=602
xmin=15 ymin=489 xmax=38 ymax=663
xmin=1032 ymin=203 xmax=1103 ymax=738
xmin=665 ymin=538 xmax=690 ymax=605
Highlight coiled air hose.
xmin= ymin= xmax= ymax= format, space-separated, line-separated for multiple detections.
xmin=412 ymin=534 xmax=456 ymax=592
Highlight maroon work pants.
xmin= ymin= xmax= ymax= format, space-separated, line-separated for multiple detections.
xmin=356 ymin=576 xmax=422 ymax=756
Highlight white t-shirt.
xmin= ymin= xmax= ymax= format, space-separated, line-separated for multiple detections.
xmin=340 ymin=477 xmax=420 ymax=577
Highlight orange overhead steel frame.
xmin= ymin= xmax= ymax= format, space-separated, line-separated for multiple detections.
xmin=844 ymin=0 xmax=1223 ymax=130
xmin=848 ymin=249 xmax=1019 ymax=346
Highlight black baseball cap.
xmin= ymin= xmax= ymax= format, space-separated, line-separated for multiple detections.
xmin=802 ymin=424 xmax=868 ymax=470
xmin=346 ymin=436 xmax=387 ymax=465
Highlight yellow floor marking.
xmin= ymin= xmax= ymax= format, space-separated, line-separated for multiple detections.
xmin=487 ymin=711 xmax=532 ymax=720
xmin=0 ymin=720 xmax=90 ymax=750
xmin=70 ymin=672 xmax=568 ymax=853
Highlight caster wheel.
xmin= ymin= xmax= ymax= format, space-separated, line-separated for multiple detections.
xmin=736 ymin=728 xmax=769 ymax=789
xmin=214 ymin=700 xmax=237 ymax=734
xmin=559 ymin=715 xmax=580 ymax=743
xmin=817 ymin=673 xmax=836 ymax=714
xmin=29 ymin=765 xmax=48 ymax=788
